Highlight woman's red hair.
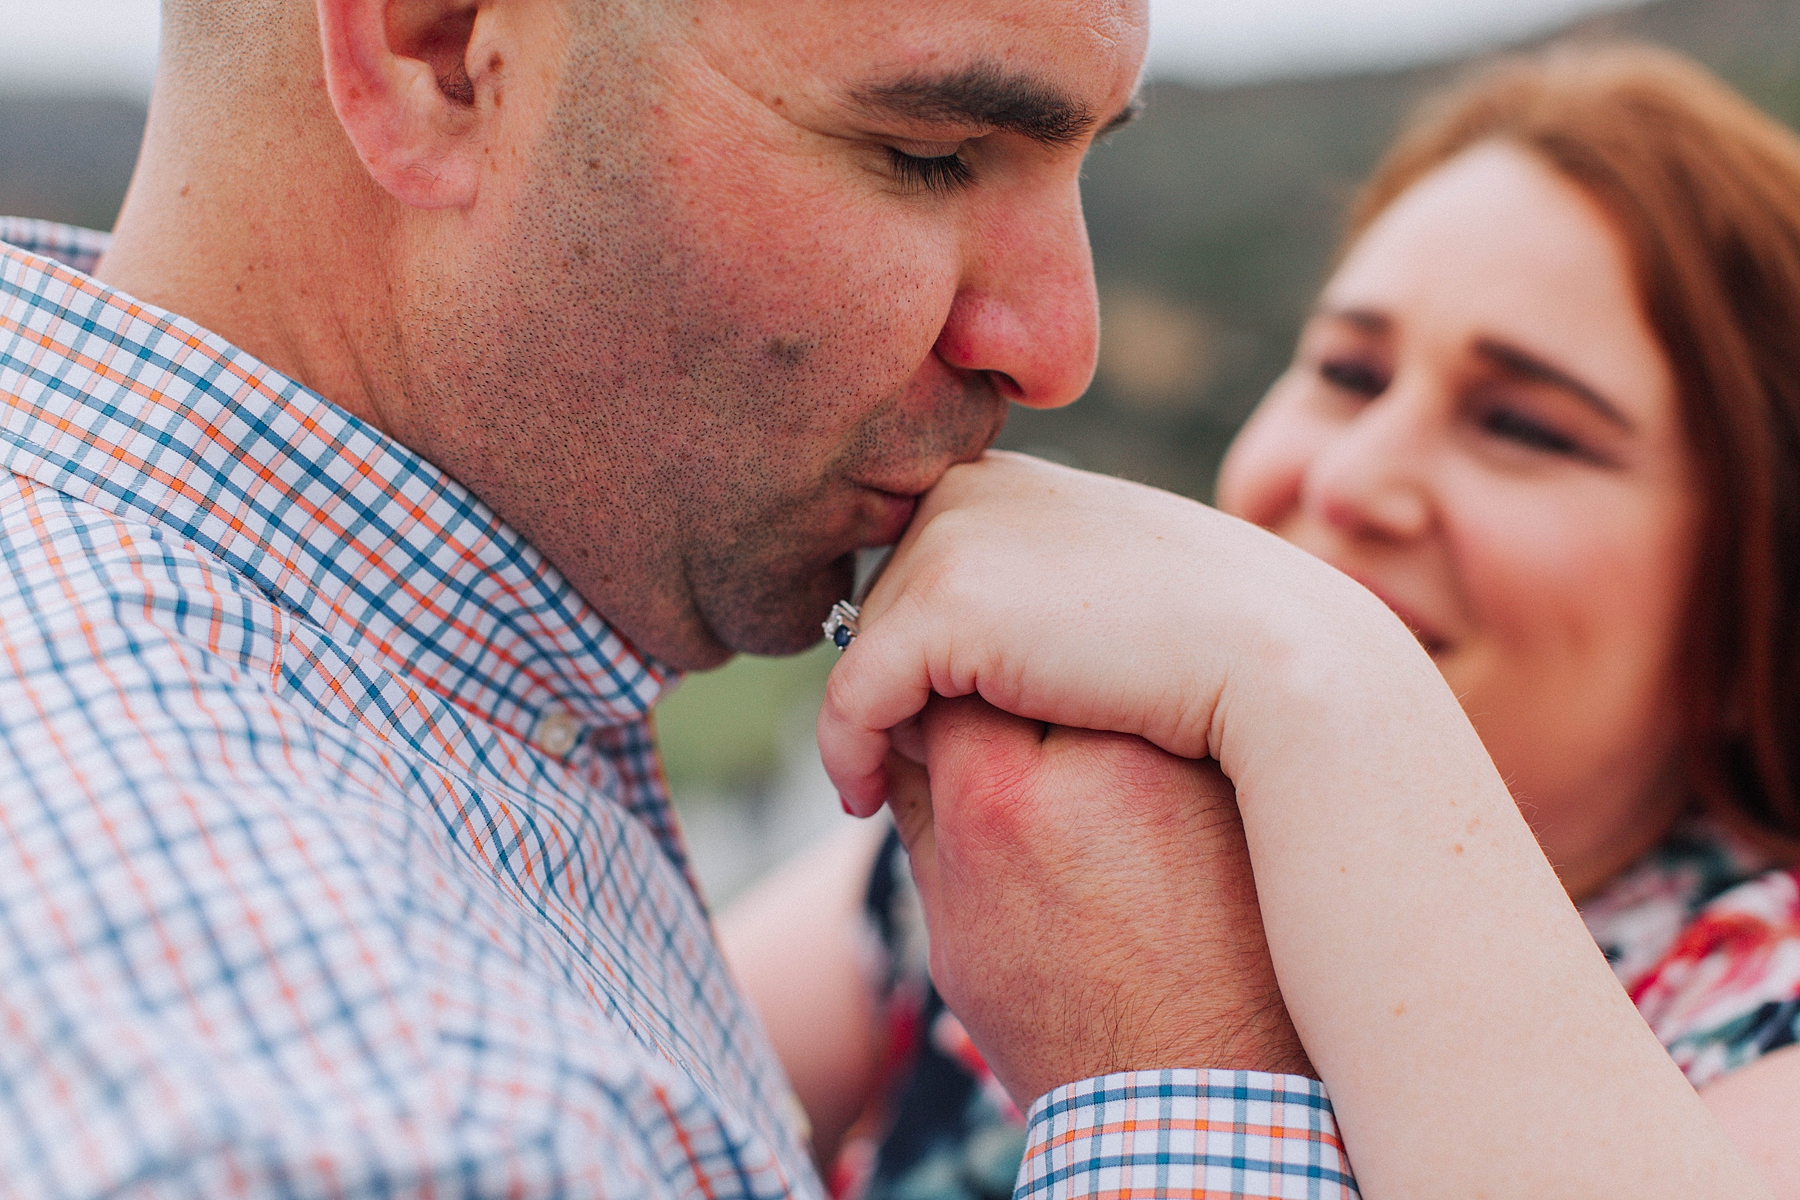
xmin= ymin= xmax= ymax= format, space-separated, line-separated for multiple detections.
xmin=1351 ymin=44 xmax=1800 ymax=843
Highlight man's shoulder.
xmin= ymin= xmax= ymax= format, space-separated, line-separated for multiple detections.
xmin=0 ymin=474 xmax=810 ymax=1200
xmin=0 ymin=464 xmax=381 ymax=826
xmin=0 ymin=467 xmax=290 ymax=708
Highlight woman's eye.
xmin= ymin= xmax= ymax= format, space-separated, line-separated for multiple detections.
xmin=1479 ymin=406 xmax=1584 ymax=457
xmin=1319 ymin=358 xmax=1387 ymax=397
xmin=886 ymin=147 xmax=974 ymax=194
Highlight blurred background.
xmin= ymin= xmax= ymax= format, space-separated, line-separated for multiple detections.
xmin=10 ymin=0 xmax=1800 ymax=903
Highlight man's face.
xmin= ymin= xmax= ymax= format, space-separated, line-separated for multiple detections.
xmin=403 ymin=0 xmax=1146 ymax=670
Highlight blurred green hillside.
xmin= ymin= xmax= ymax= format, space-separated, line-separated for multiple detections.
xmin=8 ymin=0 xmax=1800 ymax=798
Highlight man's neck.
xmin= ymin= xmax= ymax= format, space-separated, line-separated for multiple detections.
xmin=95 ymin=81 xmax=403 ymax=437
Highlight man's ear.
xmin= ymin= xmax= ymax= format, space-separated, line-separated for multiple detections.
xmin=315 ymin=0 xmax=494 ymax=209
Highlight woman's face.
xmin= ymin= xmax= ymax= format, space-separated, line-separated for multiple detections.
xmin=1217 ymin=141 xmax=1699 ymax=890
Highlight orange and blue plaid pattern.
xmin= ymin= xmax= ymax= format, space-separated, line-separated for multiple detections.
xmin=1020 ymin=1073 xmax=1353 ymax=1200
xmin=0 ymin=218 xmax=1352 ymax=1200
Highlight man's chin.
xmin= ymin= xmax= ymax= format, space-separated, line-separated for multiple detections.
xmin=685 ymin=557 xmax=854 ymax=665
xmin=723 ymin=621 xmax=834 ymax=659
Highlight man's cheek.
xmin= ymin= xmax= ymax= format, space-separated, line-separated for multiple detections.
xmin=727 ymin=215 xmax=959 ymax=380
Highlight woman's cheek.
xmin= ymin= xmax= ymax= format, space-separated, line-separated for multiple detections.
xmin=1456 ymin=498 xmax=1586 ymax=640
xmin=1449 ymin=495 xmax=1661 ymax=719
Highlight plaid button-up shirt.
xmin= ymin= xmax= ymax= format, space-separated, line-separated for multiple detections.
xmin=0 ymin=218 xmax=1354 ymax=1200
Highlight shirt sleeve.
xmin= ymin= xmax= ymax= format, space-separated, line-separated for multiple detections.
xmin=1014 ymin=1070 xmax=1358 ymax=1200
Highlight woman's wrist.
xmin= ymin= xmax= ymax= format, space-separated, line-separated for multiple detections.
xmin=1190 ymin=537 xmax=1449 ymax=783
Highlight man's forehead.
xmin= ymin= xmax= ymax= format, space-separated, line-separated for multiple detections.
xmin=706 ymin=0 xmax=1148 ymax=116
xmin=838 ymin=0 xmax=1146 ymax=72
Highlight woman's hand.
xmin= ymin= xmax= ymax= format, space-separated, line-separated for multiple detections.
xmin=821 ymin=451 xmax=1770 ymax=1198
xmin=819 ymin=451 xmax=1402 ymax=816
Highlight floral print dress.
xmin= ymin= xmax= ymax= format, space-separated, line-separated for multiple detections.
xmin=1581 ymin=813 xmax=1800 ymax=1086
xmin=836 ymin=814 xmax=1800 ymax=1200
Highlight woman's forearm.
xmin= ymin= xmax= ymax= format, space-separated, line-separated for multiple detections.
xmin=1218 ymin=598 xmax=1767 ymax=1198
xmin=1700 ymin=1046 xmax=1800 ymax=1197
xmin=716 ymin=820 xmax=893 ymax=1165
xmin=819 ymin=453 xmax=1771 ymax=1196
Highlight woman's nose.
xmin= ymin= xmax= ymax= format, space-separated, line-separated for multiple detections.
xmin=933 ymin=183 xmax=1099 ymax=410
xmin=1302 ymin=386 xmax=1436 ymax=542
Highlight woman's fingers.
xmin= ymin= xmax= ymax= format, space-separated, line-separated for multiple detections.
xmin=818 ymin=616 xmax=937 ymax=815
xmin=819 ymin=450 xmax=1306 ymax=817
xmin=819 ymin=454 xmax=1191 ymax=813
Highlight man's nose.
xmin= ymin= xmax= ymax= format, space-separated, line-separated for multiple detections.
xmin=1302 ymin=383 xmax=1435 ymax=542
xmin=932 ymin=184 xmax=1099 ymax=410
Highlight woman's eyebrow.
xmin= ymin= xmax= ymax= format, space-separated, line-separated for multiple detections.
xmin=851 ymin=64 xmax=1106 ymax=146
xmin=1315 ymin=306 xmax=1390 ymax=334
xmin=1475 ymin=338 xmax=1635 ymax=431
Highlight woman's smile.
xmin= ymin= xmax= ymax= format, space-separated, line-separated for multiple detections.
xmin=1218 ymin=139 xmax=1698 ymax=889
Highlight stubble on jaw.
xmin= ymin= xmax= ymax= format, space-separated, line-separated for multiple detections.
xmin=682 ymin=369 xmax=1011 ymax=658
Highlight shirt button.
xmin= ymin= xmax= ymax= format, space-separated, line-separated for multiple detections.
xmin=531 ymin=709 xmax=582 ymax=758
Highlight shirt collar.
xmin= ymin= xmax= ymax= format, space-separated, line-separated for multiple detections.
xmin=0 ymin=219 xmax=671 ymax=742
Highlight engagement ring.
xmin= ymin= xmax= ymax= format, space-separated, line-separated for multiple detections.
xmin=823 ymin=545 xmax=894 ymax=651
xmin=823 ymin=600 xmax=860 ymax=651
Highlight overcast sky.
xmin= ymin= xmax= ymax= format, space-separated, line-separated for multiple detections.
xmin=1 ymin=0 xmax=1646 ymax=99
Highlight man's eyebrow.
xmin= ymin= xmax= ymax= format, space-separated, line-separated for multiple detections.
xmin=851 ymin=65 xmax=1100 ymax=147
xmin=1475 ymin=338 xmax=1634 ymax=430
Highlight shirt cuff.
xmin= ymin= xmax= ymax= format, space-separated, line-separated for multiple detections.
xmin=1013 ymin=1069 xmax=1358 ymax=1200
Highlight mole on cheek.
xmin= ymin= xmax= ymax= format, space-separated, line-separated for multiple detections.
xmin=765 ymin=337 xmax=815 ymax=366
